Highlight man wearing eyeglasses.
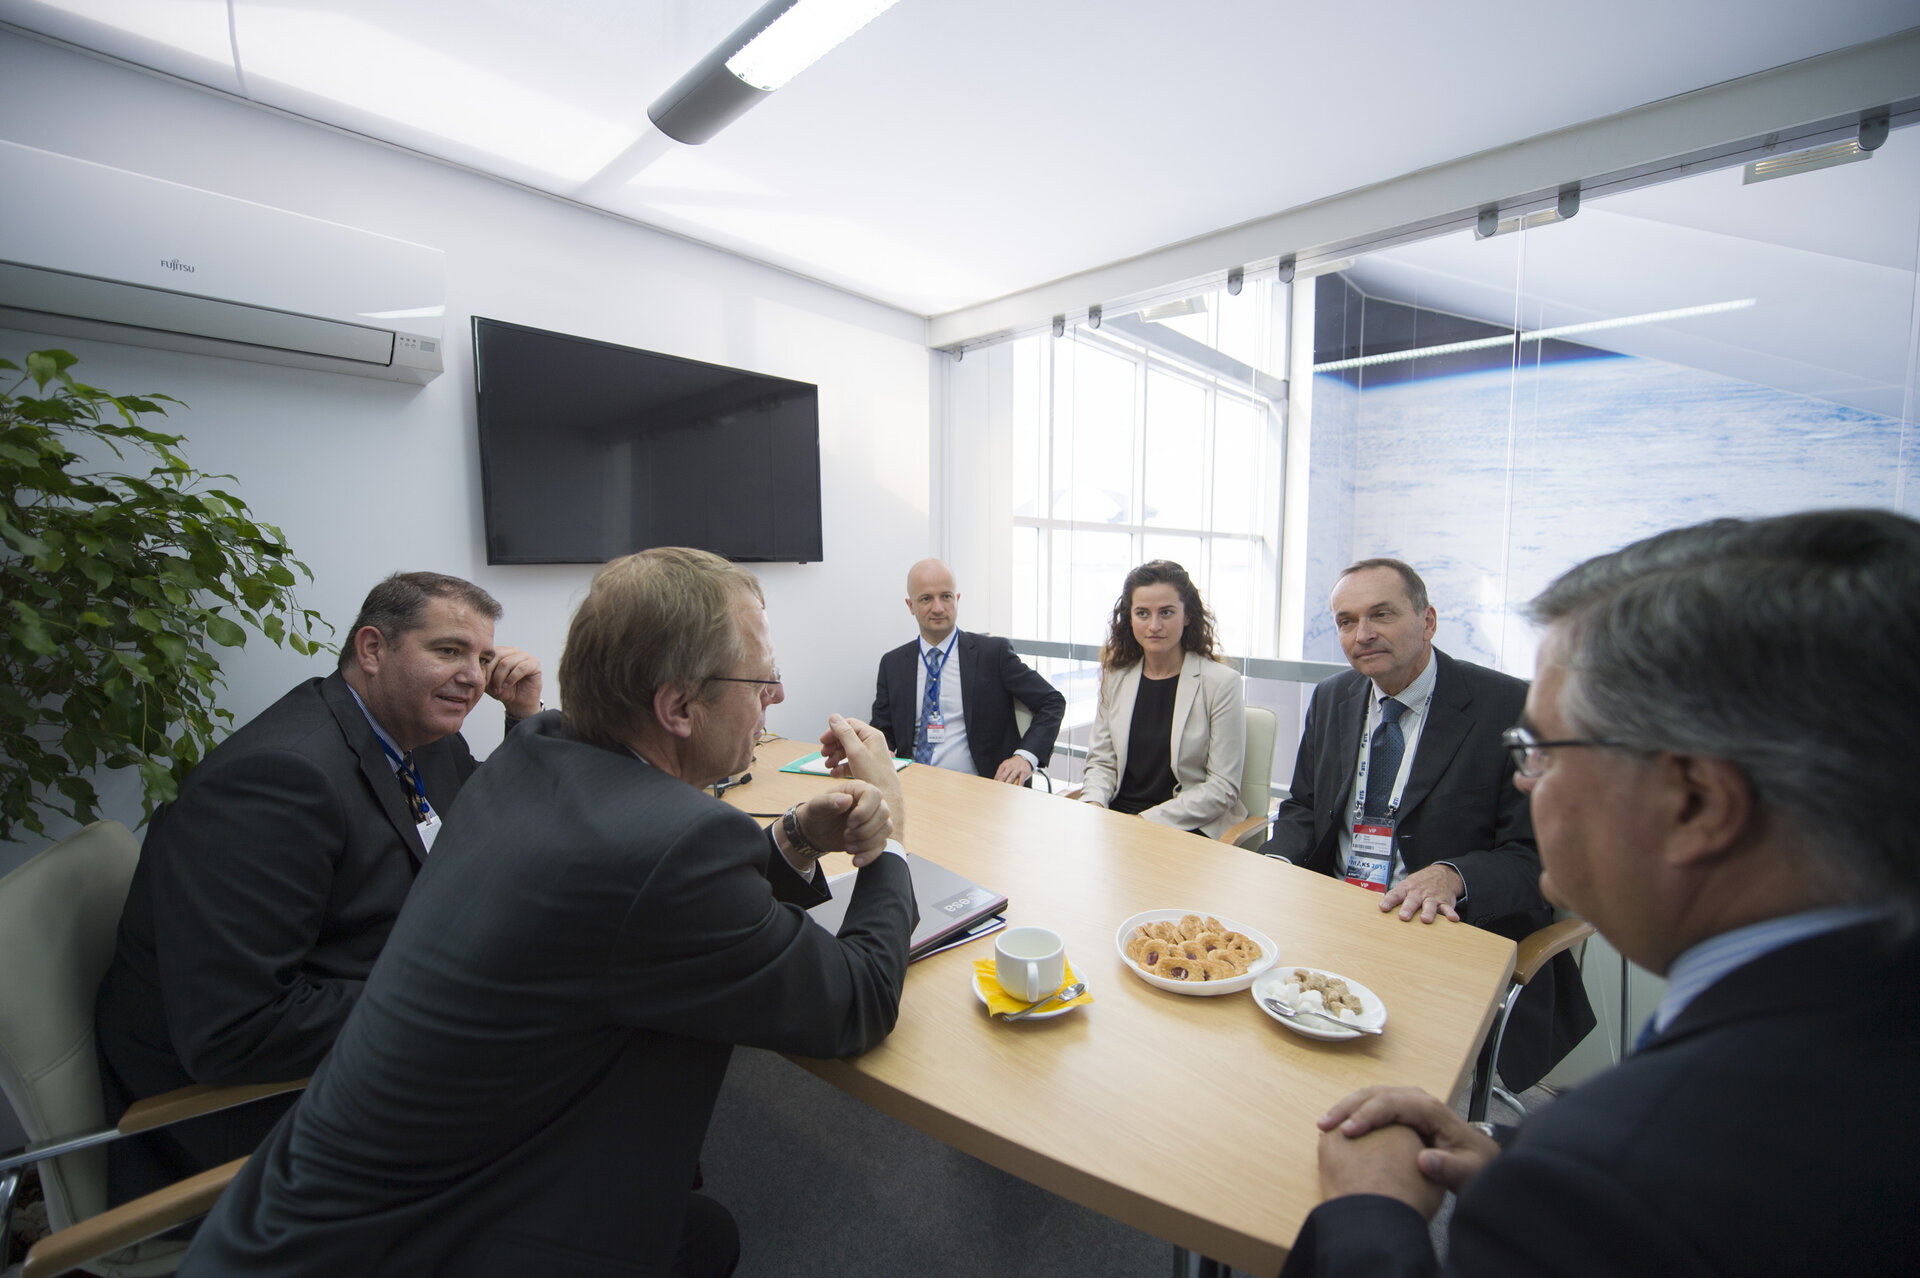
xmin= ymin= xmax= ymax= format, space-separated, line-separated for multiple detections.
xmin=1284 ymin=510 xmax=1920 ymax=1277
xmin=1258 ymin=558 xmax=1592 ymax=1092
xmin=181 ymin=548 xmax=916 ymax=1278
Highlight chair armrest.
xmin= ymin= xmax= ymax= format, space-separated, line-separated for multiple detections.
xmin=1218 ymin=814 xmax=1269 ymax=850
xmin=22 ymin=1156 xmax=247 ymax=1278
xmin=1060 ymin=785 xmax=1084 ymax=801
xmin=118 ymin=1078 xmax=308 ymax=1135
xmin=1513 ymin=918 xmax=1595 ymax=986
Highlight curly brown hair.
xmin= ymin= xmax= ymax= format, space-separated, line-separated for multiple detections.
xmin=1100 ymin=559 xmax=1219 ymax=671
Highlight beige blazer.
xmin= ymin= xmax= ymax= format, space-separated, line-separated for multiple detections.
xmin=1080 ymin=650 xmax=1247 ymax=839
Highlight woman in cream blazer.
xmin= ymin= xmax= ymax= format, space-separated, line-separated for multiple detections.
xmin=1079 ymin=560 xmax=1246 ymax=839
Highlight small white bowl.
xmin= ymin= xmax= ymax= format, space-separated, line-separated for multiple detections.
xmin=1114 ymin=909 xmax=1278 ymax=997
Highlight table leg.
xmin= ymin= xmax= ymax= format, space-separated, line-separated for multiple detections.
xmin=1172 ymin=1245 xmax=1231 ymax=1277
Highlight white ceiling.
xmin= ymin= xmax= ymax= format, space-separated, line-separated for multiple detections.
xmin=1 ymin=0 xmax=1916 ymax=321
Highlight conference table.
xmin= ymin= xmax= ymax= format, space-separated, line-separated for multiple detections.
xmin=725 ymin=737 xmax=1516 ymax=1275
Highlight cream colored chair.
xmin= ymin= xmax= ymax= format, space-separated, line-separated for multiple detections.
xmin=1220 ymin=705 xmax=1278 ymax=850
xmin=1011 ymin=700 xmax=1059 ymax=793
xmin=0 ymin=821 xmax=304 ymax=1277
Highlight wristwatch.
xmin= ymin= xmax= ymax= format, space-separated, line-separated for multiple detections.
xmin=781 ymin=805 xmax=819 ymax=859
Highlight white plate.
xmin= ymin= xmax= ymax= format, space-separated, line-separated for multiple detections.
xmin=1113 ymin=909 xmax=1278 ymax=997
xmin=973 ymin=972 xmax=1081 ymax=1019
xmin=1252 ymin=966 xmax=1388 ymax=1040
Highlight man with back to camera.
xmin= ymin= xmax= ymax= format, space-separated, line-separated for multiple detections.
xmin=1258 ymin=558 xmax=1593 ymax=1091
xmin=871 ymin=557 xmax=1065 ymax=784
xmin=179 ymin=547 xmax=917 ymax=1278
xmin=93 ymin=571 xmax=542 ymax=1205
xmin=1281 ymin=509 xmax=1920 ymax=1277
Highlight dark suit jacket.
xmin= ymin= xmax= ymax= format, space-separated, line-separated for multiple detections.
xmin=872 ymin=630 xmax=1065 ymax=778
xmin=180 ymin=712 xmax=917 ymax=1277
xmin=93 ymin=671 xmax=476 ymax=1203
xmin=1257 ymin=649 xmax=1592 ymax=1089
xmin=1281 ymin=920 xmax=1920 ymax=1277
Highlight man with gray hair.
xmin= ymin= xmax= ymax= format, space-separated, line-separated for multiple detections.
xmin=1281 ymin=509 xmax=1920 ymax=1276
xmin=95 ymin=570 xmax=543 ymax=1206
xmin=182 ymin=547 xmax=917 ymax=1278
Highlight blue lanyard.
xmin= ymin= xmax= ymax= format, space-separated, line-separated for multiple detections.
xmin=375 ymin=735 xmax=434 ymax=819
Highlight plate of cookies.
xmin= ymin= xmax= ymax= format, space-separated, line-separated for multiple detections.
xmin=1114 ymin=909 xmax=1278 ymax=996
xmin=1251 ymin=966 xmax=1387 ymax=1040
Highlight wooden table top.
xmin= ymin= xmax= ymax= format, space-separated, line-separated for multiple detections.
xmin=726 ymin=737 xmax=1515 ymax=1275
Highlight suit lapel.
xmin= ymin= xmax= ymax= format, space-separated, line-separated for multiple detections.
xmin=955 ymin=630 xmax=977 ymax=725
xmin=1170 ymin=651 xmax=1201 ymax=754
xmin=322 ymin=675 xmax=429 ymax=868
xmin=1399 ymin=651 xmax=1467 ymax=820
xmin=1321 ymin=674 xmax=1371 ymax=818
xmin=1109 ymin=664 xmax=1144 ymax=778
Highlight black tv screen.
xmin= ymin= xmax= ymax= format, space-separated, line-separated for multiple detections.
xmin=472 ymin=317 xmax=823 ymax=564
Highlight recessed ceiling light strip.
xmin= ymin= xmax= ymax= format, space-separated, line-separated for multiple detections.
xmin=1312 ymin=298 xmax=1757 ymax=372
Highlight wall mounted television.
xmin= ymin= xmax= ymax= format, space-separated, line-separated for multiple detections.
xmin=472 ymin=317 xmax=823 ymax=564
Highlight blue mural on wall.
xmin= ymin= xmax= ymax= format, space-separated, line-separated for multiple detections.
xmin=1304 ymin=275 xmax=1914 ymax=677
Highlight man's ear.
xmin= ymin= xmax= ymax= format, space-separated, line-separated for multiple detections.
xmin=652 ymin=683 xmax=699 ymax=741
xmin=350 ymin=625 xmax=386 ymax=677
xmin=1662 ymin=754 xmax=1755 ymax=870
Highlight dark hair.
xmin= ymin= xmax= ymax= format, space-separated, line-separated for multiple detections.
xmin=1528 ymin=509 xmax=1920 ymax=903
xmin=1101 ymin=560 xmax=1219 ymax=672
xmin=336 ymin=572 xmax=502 ymax=670
xmin=1337 ymin=557 xmax=1429 ymax=614
xmin=559 ymin=547 xmax=764 ymax=748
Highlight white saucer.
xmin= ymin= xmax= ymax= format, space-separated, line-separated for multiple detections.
xmin=974 ymin=973 xmax=1080 ymax=1019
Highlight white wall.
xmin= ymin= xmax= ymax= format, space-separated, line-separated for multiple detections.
xmin=0 ymin=31 xmax=937 ymax=875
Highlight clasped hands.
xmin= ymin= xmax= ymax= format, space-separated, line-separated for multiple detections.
xmin=775 ymin=714 xmax=905 ymax=869
xmin=1315 ymin=1086 xmax=1502 ymax=1219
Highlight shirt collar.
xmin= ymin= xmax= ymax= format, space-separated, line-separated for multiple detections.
xmin=918 ymin=631 xmax=959 ymax=659
xmin=1655 ymin=904 xmax=1890 ymax=1031
xmin=1373 ymin=647 xmax=1437 ymax=714
xmin=346 ymin=685 xmax=405 ymax=772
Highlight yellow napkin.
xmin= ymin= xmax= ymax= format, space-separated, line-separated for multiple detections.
xmin=974 ymin=958 xmax=1094 ymax=1016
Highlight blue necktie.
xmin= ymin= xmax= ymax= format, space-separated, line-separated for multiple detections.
xmin=914 ymin=646 xmax=949 ymax=764
xmin=1364 ymin=698 xmax=1407 ymax=819
xmin=1633 ymin=1016 xmax=1659 ymax=1054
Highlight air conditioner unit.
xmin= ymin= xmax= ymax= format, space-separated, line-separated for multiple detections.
xmin=0 ymin=140 xmax=445 ymax=384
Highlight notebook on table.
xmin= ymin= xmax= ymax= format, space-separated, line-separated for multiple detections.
xmin=806 ymin=853 xmax=1008 ymax=962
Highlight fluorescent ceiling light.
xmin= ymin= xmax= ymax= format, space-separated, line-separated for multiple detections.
xmin=649 ymin=0 xmax=904 ymax=145
xmin=1744 ymin=140 xmax=1873 ymax=185
xmin=1313 ymin=299 xmax=1757 ymax=372
xmin=725 ymin=0 xmax=903 ymax=91
xmin=1140 ymin=297 xmax=1209 ymax=323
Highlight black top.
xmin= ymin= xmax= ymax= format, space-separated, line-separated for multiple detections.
xmin=1112 ymin=672 xmax=1179 ymax=815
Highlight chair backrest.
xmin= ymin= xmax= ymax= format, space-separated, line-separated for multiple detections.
xmin=0 ymin=820 xmax=140 ymax=1232
xmin=1240 ymin=706 xmax=1279 ymax=828
xmin=1013 ymin=700 xmax=1032 ymax=738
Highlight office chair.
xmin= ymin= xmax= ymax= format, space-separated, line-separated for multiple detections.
xmin=1011 ymin=700 xmax=1056 ymax=792
xmin=1219 ymin=705 xmax=1278 ymax=850
xmin=1467 ymin=913 xmax=1595 ymax=1123
xmin=0 ymin=821 xmax=305 ymax=1276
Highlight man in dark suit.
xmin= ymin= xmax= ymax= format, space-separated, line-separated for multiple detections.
xmin=93 ymin=572 xmax=543 ymax=1204
xmin=180 ymin=547 xmax=917 ymax=1278
xmin=1258 ymin=558 xmax=1592 ymax=1089
xmin=1284 ymin=510 xmax=1920 ymax=1277
xmin=872 ymin=558 xmax=1064 ymax=784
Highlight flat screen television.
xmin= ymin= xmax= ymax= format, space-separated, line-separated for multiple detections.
xmin=472 ymin=317 xmax=823 ymax=564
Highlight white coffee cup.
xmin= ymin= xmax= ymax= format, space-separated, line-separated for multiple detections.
xmin=994 ymin=926 xmax=1066 ymax=1003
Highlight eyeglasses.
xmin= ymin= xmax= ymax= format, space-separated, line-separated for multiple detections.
xmin=1501 ymin=725 xmax=1628 ymax=778
xmin=706 ymin=667 xmax=782 ymax=695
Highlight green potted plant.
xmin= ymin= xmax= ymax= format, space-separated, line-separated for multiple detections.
xmin=1 ymin=349 xmax=327 ymax=842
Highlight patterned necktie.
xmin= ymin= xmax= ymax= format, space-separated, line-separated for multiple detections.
xmin=914 ymin=646 xmax=949 ymax=764
xmin=1364 ymin=697 xmax=1407 ymax=819
xmin=397 ymin=751 xmax=427 ymax=823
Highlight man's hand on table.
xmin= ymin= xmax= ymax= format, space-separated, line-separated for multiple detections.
xmin=1380 ymin=863 xmax=1464 ymax=924
xmin=813 ymin=714 xmax=906 ymax=859
xmin=992 ymin=755 xmax=1033 ymax=785
xmin=1317 ymin=1085 xmax=1502 ymax=1206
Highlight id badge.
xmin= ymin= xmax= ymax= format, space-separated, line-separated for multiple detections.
xmin=924 ymin=707 xmax=947 ymax=743
xmin=416 ymin=809 xmax=443 ymax=854
xmin=1345 ymin=819 xmax=1394 ymax=893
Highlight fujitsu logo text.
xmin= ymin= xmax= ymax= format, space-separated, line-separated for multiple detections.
xmin=160 ymin=258 xmax=194 ymax=273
